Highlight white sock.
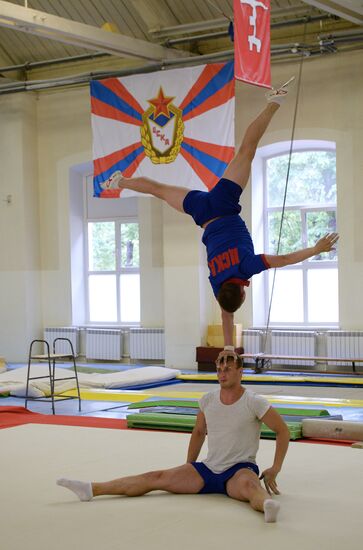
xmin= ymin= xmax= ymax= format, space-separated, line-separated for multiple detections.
xmin=57 ymin=478 xmax=93 ymax=502
xmin=263 ymin=499 xmax=280 ymax=523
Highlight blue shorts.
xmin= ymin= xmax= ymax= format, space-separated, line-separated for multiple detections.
xmin=191 ymin=461 xmax=259 ymax=495
xmin=183 ymin=178 xmax=242 ymax=227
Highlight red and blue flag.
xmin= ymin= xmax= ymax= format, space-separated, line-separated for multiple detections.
xmin=90 ymin=62 xmax=235 ymax=198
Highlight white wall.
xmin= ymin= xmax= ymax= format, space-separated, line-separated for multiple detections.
xmin=0 ymin=94 xmax=42 ymax=360
xmin=138 ymin=197 xmax=164 ymax=328
xmin=0 ymin=50 xmax=362 ymax=363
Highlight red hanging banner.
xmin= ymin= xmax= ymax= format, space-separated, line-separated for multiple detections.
xmin=233 ymin=0 xmax=271 ymax=88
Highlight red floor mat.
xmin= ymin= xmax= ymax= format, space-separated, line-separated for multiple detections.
xmin=1 ymin=406 xmax=355 ymax=446
xmin=0 ymin=406 xmax=127 ymax=430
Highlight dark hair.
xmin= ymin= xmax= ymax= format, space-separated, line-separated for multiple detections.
xmin=217 ymin=283 xmax=245 ymax=313
xmin=221 ymin=354 xmax=243 ymax=369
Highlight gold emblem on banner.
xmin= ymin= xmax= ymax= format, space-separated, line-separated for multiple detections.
xmin=140 ymin=87 xmax=184 ymax=164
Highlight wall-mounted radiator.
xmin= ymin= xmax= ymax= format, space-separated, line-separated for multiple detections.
xmin=326 ymin=331 xmax=363 ymax=366
xmin=44 ymin=327 xmax=80 ymax=355
xmin=86 ymin=329 xmax=122 ymax=360
xmin=129 ymin=328 xmax=165 ymax=360
xmin=271 ymin=330 xmax=316 ymax=366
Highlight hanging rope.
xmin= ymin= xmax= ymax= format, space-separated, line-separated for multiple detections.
xmin=261 ymin=22 xmax=309 ymax=358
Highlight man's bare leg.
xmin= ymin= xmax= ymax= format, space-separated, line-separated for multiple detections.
xmin=222 ymin=102 xmax=280 ymax=190
xmin=101 ymin=174 xmax=190 ymax=213
xmin=57 ymin=463 xmax=204 ymax=501
xmin=226 ymin=469 xmax=280 ymax=522
xmin=222 ymin=81 xmax=294 ymax=190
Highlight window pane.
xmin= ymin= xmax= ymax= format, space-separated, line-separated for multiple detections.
xmin=269 ymin=270 xmax=304 ymax=323
xmin=267 ymin=151 xmax=336 ymax=207
xmin=307 ymin=211 xmax=337 ymax=261
xmin=89 ymin=274 xmax=117 ymax=322
xmin=88 ymin=222 xmax=115 ymax=271
xmin=308 ymin=269 xmax=338 ymax=323
xmin=120 ymin=273 xmax=140 ymax=322
xmin=268 ymin=210 xmax=302 ymax=254
xmin=121 ymin=223 xmax=139 ymax=268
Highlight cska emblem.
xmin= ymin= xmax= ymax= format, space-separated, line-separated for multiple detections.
xmin=141 ymin=86 xmax=184 ymax=164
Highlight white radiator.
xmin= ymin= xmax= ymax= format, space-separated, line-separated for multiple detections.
xmin=271 ymin=330 xmax=316 ymax=366
xmin=44 ymin=327 xmax=80 ymax=355
xmin=242 ymin=330 xmax=265 ymax=364
xmin=326 ymin=331 xmax=363 ymax=366
xmin=130 ymin=328 xmax=165 ymax=360
xmin=86 ymin=329 xmax=122 ymax=360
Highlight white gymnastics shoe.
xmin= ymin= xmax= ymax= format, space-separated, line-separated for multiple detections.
xmin=100 ymin=170 xmax=123 ymax=190
xmin=266 ymin=76 xmax=295 ymax=104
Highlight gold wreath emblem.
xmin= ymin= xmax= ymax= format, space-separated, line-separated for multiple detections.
xmin=140 ymin=104 xmax=184 ymax=164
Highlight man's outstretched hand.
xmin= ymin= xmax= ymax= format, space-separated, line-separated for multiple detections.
xmin=314 ymin=232 xmax=339 ymax=254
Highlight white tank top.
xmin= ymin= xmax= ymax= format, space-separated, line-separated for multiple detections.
xmin=199 ymin=389 xmax=270 ymax=473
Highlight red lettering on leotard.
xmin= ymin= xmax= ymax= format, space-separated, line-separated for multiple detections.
xmin=222 ymin=252 xmax=231 ymax=269
xmin=228 ymin=247 xmax=240 ymax=265
xmin=208 ymin=247 xmax=240 ymax=277
xmin=208 ymin=260 xmax=216 ymax=277
xmin=214 ymin=255 xmax=225 ymax=273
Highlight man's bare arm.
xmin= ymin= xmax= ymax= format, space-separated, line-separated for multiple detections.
xmin=259 ymin=407 xmax=290 ymax=495
xmin=187 ymin=411 xmax=207 ymax=463
xmin=265 ymin=232 xmax=339 ymax=268
xmin=221 ymin=308 xmax=235 ymax=348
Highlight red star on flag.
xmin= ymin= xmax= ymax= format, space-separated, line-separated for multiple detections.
xmin=148 ymin=87 xmax=175 ymax=118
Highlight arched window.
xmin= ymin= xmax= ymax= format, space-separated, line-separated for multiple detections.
xmin=252 ymin=141 xmax=338 ymax=327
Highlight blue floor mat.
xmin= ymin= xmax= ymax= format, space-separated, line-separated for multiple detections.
xmin=116 ymin=379 xmax=182 ymax=391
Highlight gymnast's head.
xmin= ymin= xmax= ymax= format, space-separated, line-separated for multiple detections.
xmin=215 ymin=353 xmax=243 ymax=385
xmin=217 ymin=282 xmax=246 ymax=313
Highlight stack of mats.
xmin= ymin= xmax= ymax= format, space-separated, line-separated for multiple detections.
xmin=126 ymin=399 xmax=338 ymax=440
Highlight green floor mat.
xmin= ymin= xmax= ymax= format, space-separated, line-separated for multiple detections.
xmin=261 ymin=422 xmax=302 ymax=440
xmin=126 ymin=412 xmax=302 ymax=440
xmin=274 ymin=407 xmax=329 ymax=417
xmin=128 ymin=399 xmax=329 ymax=418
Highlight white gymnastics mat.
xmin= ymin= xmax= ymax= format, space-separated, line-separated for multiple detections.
xmin=0 ymin=424 xmax=361 ymax=550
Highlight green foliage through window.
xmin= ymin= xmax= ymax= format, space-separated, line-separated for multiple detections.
xmin=268 ymin=211 xmax=302 ymax=254
xmin=88 ymin=222 xmax=115 ymax=271
xmin=266 ymin=150 xmax=337 ymax=263
xmin=267 ymin=151 xmax=336 ymax=207
xmin=307 ymin=211 xmax=337 ymax=261
xmin=121 ymin=223 xmax=139 ymax=267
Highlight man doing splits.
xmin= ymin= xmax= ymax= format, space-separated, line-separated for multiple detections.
xmin=57 ymin=351 xmax=289 ymax=523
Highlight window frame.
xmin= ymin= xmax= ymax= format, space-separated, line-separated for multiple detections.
xmin=85 ymin=216 xmax=140 ymax=325
xmin=262 ymin=146 xmax=338 ymax=327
